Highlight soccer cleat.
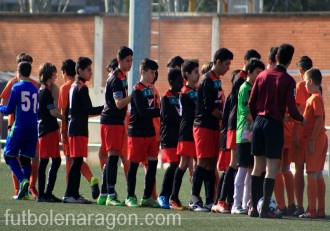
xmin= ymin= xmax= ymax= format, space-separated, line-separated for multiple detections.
xmin=141 ymin=198 xmax=160 ymax=208
xmin=106 ymin=195 xmax=125 ymax=206
xmin=189 ymin=195 xmax=208 ymax=212
xmin=204 ymin=202 xmax=214 ymax=212
xmin=317 ymin=209 xmax=326 ymax=219
xmin=293 ymin=206 xmax=305 ymax=217
xmin=259 ymin=208 xmax=283 ymax=219
xmin=125 ymin=196 xmax=139 ymax=208
xmin=248 ymin=207 xmax=259 ymax=217
xmin=90 ymin=177 xmax=100 ymax=199
xmin=299 ymin=210 xmax=318 ymax=219
xmin=170 ymin=198 xmax=186 ymax=211
xmin=97 ymin=195 xmax=107 ymax=205
xmin=63 ymin=196 xmax=92 ymax=204
xmin=157 ymin=196 xmax=170 ymax=209
xmin=216 ymin=201 xmax=230 ymax=213
xmin=231 ymin=206 xmax=248 ymax=214
xmin=287 ymin=204 xmax=296 ymax=216
xmin=277 ymin=206 xmax=288 ymax=216
xmin=17 ymin=179 xmax=30 ymax=199
xmin=29 ymin=186 xmax=38 ymax=200
xmin=47 ymin=194 xmax=62 ymax=203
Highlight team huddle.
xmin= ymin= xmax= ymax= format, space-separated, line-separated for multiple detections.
xmin=0 ymin=44 xmax=327 ymax=220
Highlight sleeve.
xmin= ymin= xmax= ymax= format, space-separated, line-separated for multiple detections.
xmin=312 ymin=96 xmax=324 ymax=117
xmin=113 ymin=78 xmax=124 ymax=100
xmin=180 ymin=93 xmax=192 ymax=116
xmin=132 ymin=90 xmax=160 ymax=118
xmin=81 ymin=87 xmax=104 ymax=115
xmin=238 ymin=85 xmax=250 ymax=118
xmin=287 ymin=79 xmax=304 ymax=122
xmin=248 ymin=78 xmax=259 ymax=120
xmin=44 ymin=89 xmax=56 ymax=111
xmin=203 ymin=78 xmax=216 ymax=114
xmin=0 ymin=86 xmax=19 ymax=115
xmin=0 ymin=79 xmax=14 ymax=100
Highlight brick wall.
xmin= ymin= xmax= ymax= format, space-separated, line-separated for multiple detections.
xmin=0 ymin=13 xmax=330 ymax=124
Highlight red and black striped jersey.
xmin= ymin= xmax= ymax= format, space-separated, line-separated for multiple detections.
xmin=128 ymin=82 xmax=160 ymax=137
xmin=101 ymin=69 xmax=128 ymax=125
xmin=178 ymin=85 xmax=197 ymax=142
xmin=68 ymin=77 xmax=103 ymax=137
xmin=194 ymin=70 xmax=225 ymax=130
xmin=160 ymin=90 xmax=181 ymax=149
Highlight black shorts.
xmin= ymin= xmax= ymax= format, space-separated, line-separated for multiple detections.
xmin=251 ymin=116 xmax=283 ymax=159
xmin=237 ymin=142 xmax=254 ymax=167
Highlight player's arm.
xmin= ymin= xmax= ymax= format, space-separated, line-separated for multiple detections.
xmin=115 ymin=95 xmax=131 ymax=110
xmin=0 ymin=88 xmax=18 ymax=115
xmin=248 ymin=80 xmax=259 ymax=121
xmin=112 ymin=78 xmax=131 ymax=110
xmin=203 ymin=79 xmax=222 ymax=119
xmin=287 ymin=81 xmax=304 ymax=122
xmin=81 ymin=87 xmax=104 ymax=115
xmin=239 ymin=87 xmax=252 ymax=122
xmin=307 ymin=115 xmax=323 ymax=154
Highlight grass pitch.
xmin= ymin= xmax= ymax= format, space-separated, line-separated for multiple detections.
xmin=0 ymin=160 xmax=329 ymax=231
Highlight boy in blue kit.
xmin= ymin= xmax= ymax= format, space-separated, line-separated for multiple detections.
xmin=0 ymin=61 xmax=38 ymax=200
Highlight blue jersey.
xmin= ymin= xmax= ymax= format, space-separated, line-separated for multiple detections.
xmin=0 ymin=80 xmax=38 ymax=158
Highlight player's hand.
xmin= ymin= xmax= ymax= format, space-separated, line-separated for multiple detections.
xmin=308 ymin=141 xmax=314 ymax=154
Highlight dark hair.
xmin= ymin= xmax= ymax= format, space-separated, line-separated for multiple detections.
xmin=244 ymin=49 xmax=261 ymax=61
xmin=268 ymin=47 xmax=278 ymax=63
xmin=168 ymin=68 xmax=182 ymax=84
xmin=296 ymin=56 xmax=313 ymax=71
xmin=182 ymin=60 xmax=199 ymax=80
xmin=16 ymin=53 xmax=33 ymax=64
xmin=76 ymin=57 xmax=92 ymax=73
xmin=106 ymin=58 xmax=118 ymax=72
xmin=246 ymin=58 xmax=265 ymax=74
xmin=140 ymin=58 xmax=158 ymax=73
xmin=305 ymin=68 xmax=322 ymax=94
xmin=201 ymin=62 xmax=213 ymax=75
xmin=277 ymin=44 xmax=294 ymax=66
xmin=213 ymin=48 xmax=233 ymax=64
xmin=61 ymin=59 xmax=76 ymax=77
xmin=117 ymin=46 xmax=133 ymax=60
xmin=18 ymin=61 xmax=32 ymax=78
xmin=231 ymin=69 xmax=241 ymax=84
xmin=167 ymin=56 xmax=184 ymax=68
xmin=39 ymin=62 xmax=57 ymax=84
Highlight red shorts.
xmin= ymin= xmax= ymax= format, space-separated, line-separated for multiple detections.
xmin=39 ymin=130 xmax=60 ymax=159
xmin=68 ymin=136 xmax=88 ymax=158
xmin=305 ymin=133 xmax=328 ymax=173
xmin=193 ymin=127 xmax=220 ymax=159
xmin=100 ymin=124 xmax=126 ymax=154
xmin=162 ymin=148 xmax=179 ymax=163
xmin=177 ymin=141 xmax=196 ymax=158
xmin=226 ymin=129 xmax=237 ymax=149
xmin=128 ymin=136 xmax=159 ymax=163
xmin=217 ymin=150 xmax=230 ymax=171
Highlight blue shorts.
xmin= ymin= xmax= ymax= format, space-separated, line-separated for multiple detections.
xmin=4 ymin=128 xmax=38 ymax=159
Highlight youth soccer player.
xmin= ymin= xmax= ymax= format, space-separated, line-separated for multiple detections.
xmin=58 ymin=59 xmax=100 ymax=200
xmin=125 ymin=58 xmax=160 ymax=208
xmin=299 ymin=68 xmax=327 ymax=219
xmin=291 ymin=56 xmax=313 ymax=216
xmin=231 ymin=59 xmax=265 ymax=214
xmin=99 ymin=46 xmax=133 ymax=206
xmin=63 ymin=57 xmax=103 ymax=204
xmin=248 ymin=44 xmax=304 ymax=219
xmin=0 ymin=53 xmax=39 ymax=199
xmin=157 ymin=68 xmax=184 ymax=209
xmin=0 ymin=61 xmax=38 ymax=200
xmin=169 ymin=60 xmax=199 ymax=210
xmin=190 ymin=48 xmax=233 ymax=211
xmin=37 ymin=63 xmax=64 ymax=203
